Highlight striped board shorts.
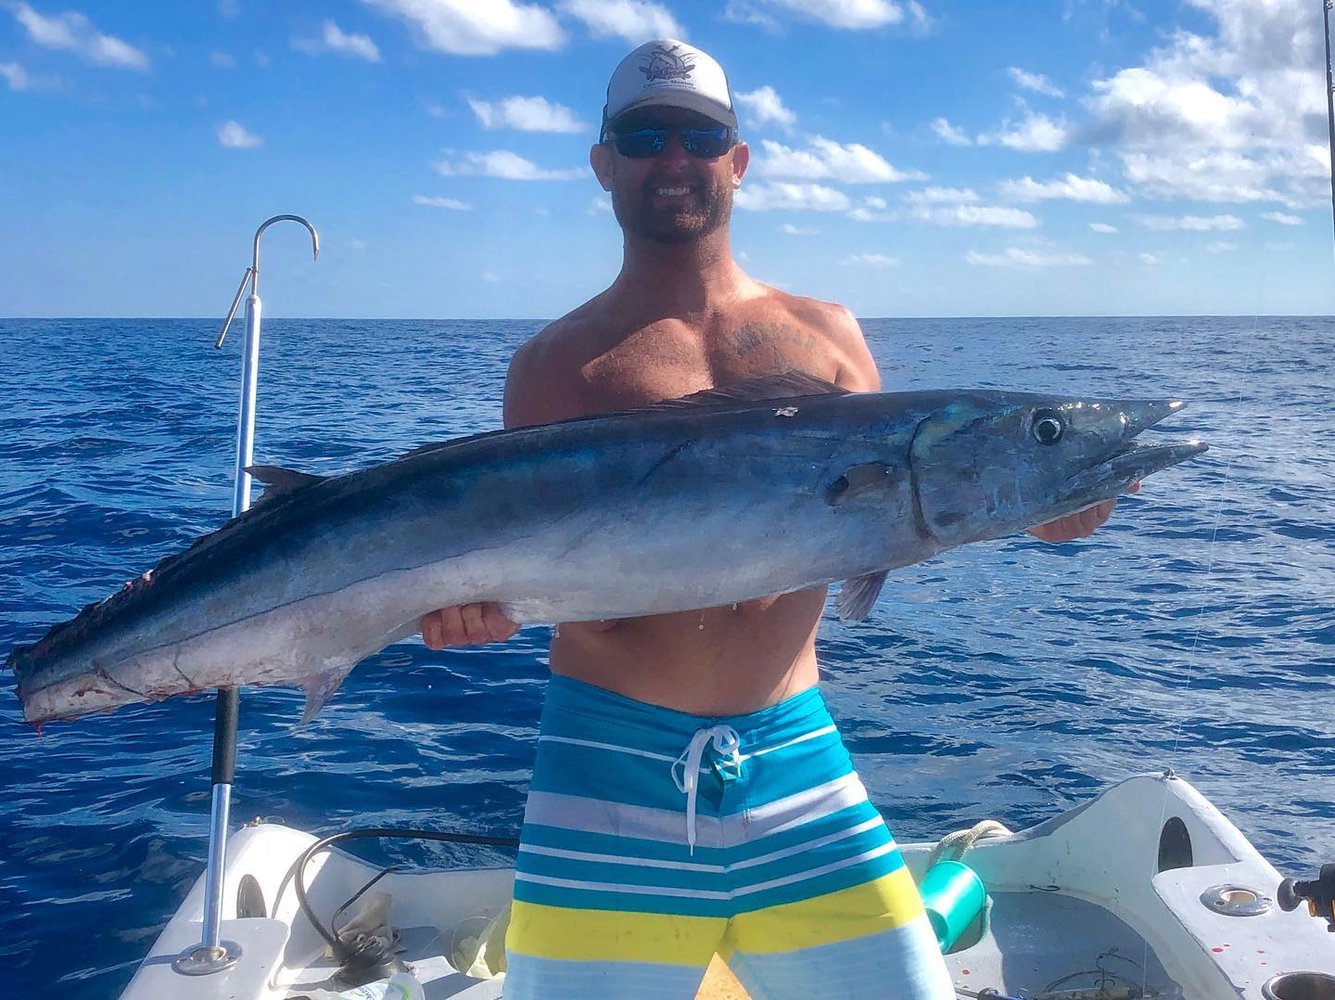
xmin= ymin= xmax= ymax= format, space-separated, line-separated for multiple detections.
xmin=503 ymin=675 xmax=954 ymax=999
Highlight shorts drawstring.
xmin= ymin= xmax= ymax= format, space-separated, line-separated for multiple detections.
xmin=671 ymin=725 xmax=742 ymax=854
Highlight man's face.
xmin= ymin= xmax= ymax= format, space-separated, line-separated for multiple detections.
xmin=594 ymin=107 xmax=748 ymax=245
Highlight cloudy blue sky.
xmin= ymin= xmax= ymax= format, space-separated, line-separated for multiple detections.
xmin=3 ymin=0 xmax=1334 ymax=318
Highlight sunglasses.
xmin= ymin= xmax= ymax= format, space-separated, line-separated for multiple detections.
xmin=607 ymin=124 xmax=737 ymax=160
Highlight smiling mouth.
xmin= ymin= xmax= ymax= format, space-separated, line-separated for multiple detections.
xmin=654 ymin=185 xmax=693 ymax=197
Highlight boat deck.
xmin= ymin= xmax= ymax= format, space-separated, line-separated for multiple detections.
xmin=944 ymin=890 xmax=1178 ymax=998
xmin=265 ymin=888 xmax=1180 ymax=999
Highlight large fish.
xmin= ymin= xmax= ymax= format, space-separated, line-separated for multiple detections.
xmin=8 ymin=374 xmax=1206 ymax=724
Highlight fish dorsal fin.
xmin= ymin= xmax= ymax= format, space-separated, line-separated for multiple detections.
xmin=246 ymin=465 xmax=326 ymax=504
xmin=652 ymin=371 xmax=848 ymax=411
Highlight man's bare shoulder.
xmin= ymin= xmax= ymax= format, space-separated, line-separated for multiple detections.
xmin=724 ymin=283 xmax=879 ymax=391
xmin=758 ymin=285 xmax=860 ymax=340
xmin=515 ymin=297 xmax=603 ymax=361
xmin=504 ymin=296 xmax=615 ymax=427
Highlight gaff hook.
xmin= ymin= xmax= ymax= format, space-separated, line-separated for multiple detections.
xmin=215 ymin=214 xmax=320 ymax=349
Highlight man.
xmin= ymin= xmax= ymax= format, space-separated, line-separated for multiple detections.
xmin=421 ymin=39 xmax=1123 ymax=999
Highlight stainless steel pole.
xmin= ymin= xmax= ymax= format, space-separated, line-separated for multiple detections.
xmin=1323 ymin=2 xmax=1335 ymax=256
xmin=174 ymin=216 xmax=318 ymax=976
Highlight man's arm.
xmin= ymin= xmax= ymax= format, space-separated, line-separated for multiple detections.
xmin=419 ymin=339 xmax=551 ymax=649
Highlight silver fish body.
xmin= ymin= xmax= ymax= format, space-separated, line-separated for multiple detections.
xmin=8 ymin=378 xmax=1207 ymax=723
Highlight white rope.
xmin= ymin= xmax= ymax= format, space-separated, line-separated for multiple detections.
xmin=928 ymin=820 xmax=1013 ymax=868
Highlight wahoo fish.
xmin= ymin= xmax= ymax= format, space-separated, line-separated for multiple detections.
xmin=8 ymin=374 xmax=1206 ymax=724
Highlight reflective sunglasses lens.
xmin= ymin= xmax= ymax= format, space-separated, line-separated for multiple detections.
xmin=681 ymin=128 xmax=733 ymax=158
xmin=613 ymin=128 xmax=665 ymax=158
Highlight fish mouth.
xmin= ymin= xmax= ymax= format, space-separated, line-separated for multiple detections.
xmin=1062 ymin=400 xmax=1208 ymax=502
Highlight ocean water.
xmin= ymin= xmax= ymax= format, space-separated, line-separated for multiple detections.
xmin=0 ymin=316 xmax=1331 ymax=997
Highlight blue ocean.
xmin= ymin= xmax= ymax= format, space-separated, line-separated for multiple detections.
xmin=1 ymin=316 xmax=1331 ymax=997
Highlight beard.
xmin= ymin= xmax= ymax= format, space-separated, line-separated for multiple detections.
xmin=612 ymin=171 xmax=733 ymax=244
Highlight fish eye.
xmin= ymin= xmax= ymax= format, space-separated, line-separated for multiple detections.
xmin=1032 ymin=409 xmax=1065 ymax=445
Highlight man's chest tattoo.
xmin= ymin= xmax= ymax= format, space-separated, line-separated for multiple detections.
xmin=726 ymin=322 xmax=819 ymax=362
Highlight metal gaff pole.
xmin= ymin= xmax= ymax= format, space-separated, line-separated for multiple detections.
xmin=174 ymin=215 xmax=319 ymax=976
xmin=1324 ymin=2 xmax=1335 ymax=258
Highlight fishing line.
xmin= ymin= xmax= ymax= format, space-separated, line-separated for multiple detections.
xmin=1134 ymin=299 xmax=1259 ymax=999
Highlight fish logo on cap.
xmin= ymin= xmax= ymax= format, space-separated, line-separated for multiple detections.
xmin=639 ymin=43 xmax=695 ymax=83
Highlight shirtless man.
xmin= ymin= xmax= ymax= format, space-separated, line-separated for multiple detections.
xmin=421 ymin=40 xmax=1122 ymax=999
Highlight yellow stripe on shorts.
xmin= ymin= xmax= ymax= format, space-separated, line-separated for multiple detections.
xmin=507 ymin=899 xmax=727 ymax=965
xmin=720 ymin=866 xmax=927 ymax=956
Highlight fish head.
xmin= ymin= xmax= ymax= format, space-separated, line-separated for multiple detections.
xmin=909 ymin=394 xmax=1207 ymax=548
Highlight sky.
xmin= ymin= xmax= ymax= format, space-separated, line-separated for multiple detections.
xmin=3 ymin=0 xmax=1335 ymax=319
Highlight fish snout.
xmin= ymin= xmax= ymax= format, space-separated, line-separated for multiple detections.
xmin=1121 ymin=398 xmax=1187 ymax=439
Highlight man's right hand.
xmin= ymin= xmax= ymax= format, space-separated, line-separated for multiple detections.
xmin=420 ymin=603 xmax=520 ymax=649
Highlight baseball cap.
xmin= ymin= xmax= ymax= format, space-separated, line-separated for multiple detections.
xmin=602 ymin=39 xmax=738 ymax=133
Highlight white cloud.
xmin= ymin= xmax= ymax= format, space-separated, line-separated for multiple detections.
xmin=1260 ymin=211 xmax=1302 ymax=225
xmin=981 ymin=112 xmax=1068 ymax=152
xmin=840 ymin=253 xmax=900 ymax=267
xmin=1137 ymin=213 xmax=1244 ymax=231
xmin=906 ymin=186 xmax=979 ymax=205
xmin=434 ymin=150 xmax=587 ymax=180
xmin=780 ymin=223 xmax=819 ymax=235
xmin=1 ymin=62 xmax=31 ymax=90
xmin=736 ymin=86 xmax=797 ymax=132
xmin=2 ymin=60 xmax=58 ymax=90
xmin=210 ymin=50 xmax=236 ymax=69
xmin=967 ymin=248 xmax=1093 ymax=268
xmin=930 ymin=117 xmax=971 ymax=146
xmin=903 ymin=187 xmax=1033 ymax=228
xmin=217 ymin=120 xmax=263 ymax=149
xmin=847 ymin=194 xmax=896 ymax=222
xmin=731 ymin=0 xmax=930 ymax=30
xmin=917 ymin=205 xmax=1039 ymax=228
xmin=735 ymin=181 xmax=853 ymax=212
xmin=1119 ymin=149 xmax=1283 ymax=204
xmin=1139 ymin=252 xmax=1161 ymax=266
xmin=1089 ymin=222 xmax=1119 ymax=233
xmin=12 ymin=2 xmax=149 ymax=70
xmin=467 ymin=95 xmax=586 ymax=133
xmin=559 ymin=0 xmax=683 ymax=42
xmin=999 ymin=173 xmax=1129 ymax=204
xmin=756 ymin=137 xmax=926 ymax=183
xmin=1008 ymin=67 xmax=1064 ymax=98
xmin=1078 ymin=0 xmax=1326 ymax=207
xmin=413 ymin=194 xmax=472 ymax=210
xmin=364 ymin=0 xmax=564 ymax=55
xmin=1205 ymin=240 xmax=1238 ymax=252
xmin=293 ymin=21 xmax=381 ymax=61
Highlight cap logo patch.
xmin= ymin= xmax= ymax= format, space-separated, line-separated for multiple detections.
xmin=639 ymin=43 xmax=695 ymax=84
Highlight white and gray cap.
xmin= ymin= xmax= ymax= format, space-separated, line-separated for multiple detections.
xmin=602 ymin=39 xmax=738 ymax=133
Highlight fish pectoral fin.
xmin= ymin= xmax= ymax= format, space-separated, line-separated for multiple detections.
xmin=826 ymin=462 xmax=896 ymax=505
xmin=297 ymin=663 xmax=356 ymax=724
xmin=836 ymin=571 xmax=889 ymax=621
xmin=247 ymin=465 xmax=327 ymax=503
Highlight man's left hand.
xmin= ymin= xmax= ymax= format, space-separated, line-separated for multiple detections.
xmin=1027 ymin=483 xmax=1140 ymax=543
